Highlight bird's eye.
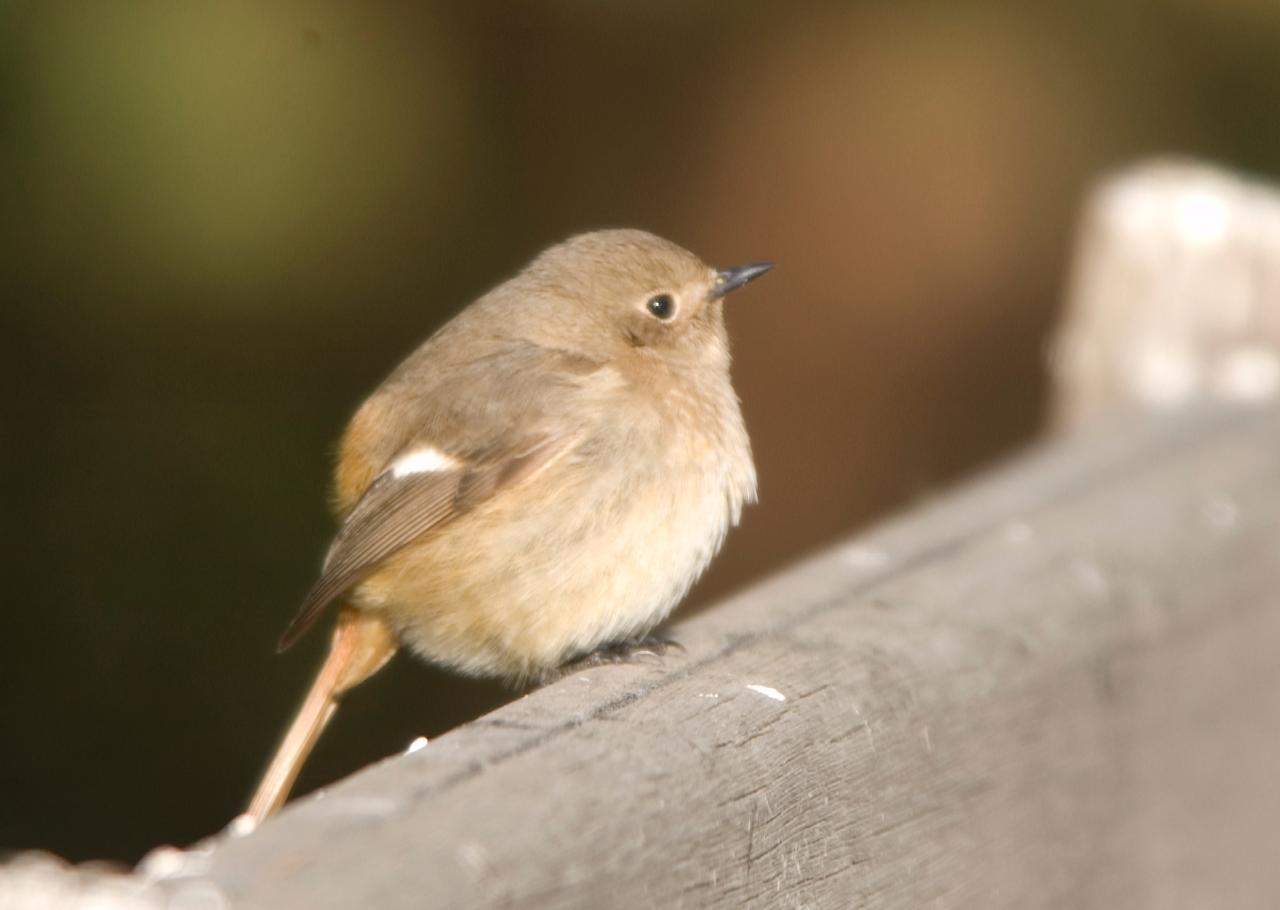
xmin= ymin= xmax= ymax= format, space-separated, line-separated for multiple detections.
xmin=646 ymin=294 xmax=675 ymax=320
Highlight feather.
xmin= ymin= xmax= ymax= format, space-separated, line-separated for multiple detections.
xmin=276 ymin=434 xmax=576 ymax=651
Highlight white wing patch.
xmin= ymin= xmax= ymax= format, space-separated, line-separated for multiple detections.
xmin=390 ymin=447 xmax=459 ymax=478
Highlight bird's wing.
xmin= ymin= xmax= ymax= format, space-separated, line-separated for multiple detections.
xmin=276 ymin=432 xmax=577 ymax=652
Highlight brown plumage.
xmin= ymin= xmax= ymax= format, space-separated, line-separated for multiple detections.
xmin=247 ymin=230 xmax=769 ymax=821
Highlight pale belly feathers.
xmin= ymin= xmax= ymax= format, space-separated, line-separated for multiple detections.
xmin=352 ymin=395 xmax=755 ymax=681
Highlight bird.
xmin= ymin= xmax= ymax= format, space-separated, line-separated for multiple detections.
xmin=246 ymin=229 xmax=770 ymax=821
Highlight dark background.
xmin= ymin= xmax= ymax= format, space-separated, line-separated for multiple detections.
xmin=3 ymin=1 xmax=1279 ymax=864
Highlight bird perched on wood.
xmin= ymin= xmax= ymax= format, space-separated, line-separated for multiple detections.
xmin=246 ymin=229 xmax=770 ymax=821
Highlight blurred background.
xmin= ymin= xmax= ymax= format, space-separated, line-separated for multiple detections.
xmin=3 ymin=0 xmax=1280 ymax=865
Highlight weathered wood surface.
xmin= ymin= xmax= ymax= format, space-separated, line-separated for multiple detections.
xmin=196 ymin=404 xmax=1280 ymax=909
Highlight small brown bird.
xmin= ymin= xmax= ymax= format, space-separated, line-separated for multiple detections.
xmin=246 ymin=230 xmax=769 ymax=821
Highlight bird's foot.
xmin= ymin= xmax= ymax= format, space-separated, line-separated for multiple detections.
xmin=543 ymin=634 xmax=685 ymax=683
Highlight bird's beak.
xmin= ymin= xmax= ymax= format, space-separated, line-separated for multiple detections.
xmin=710 ymin=261 xmax=773 ymax=300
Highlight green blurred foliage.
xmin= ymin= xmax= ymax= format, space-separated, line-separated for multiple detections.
xmin=2 ymin=0 xmax=1279 ymax=863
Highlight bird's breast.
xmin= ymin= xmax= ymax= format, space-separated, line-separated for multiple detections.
xmin=356 ymin=374 xmax=755 ymax=681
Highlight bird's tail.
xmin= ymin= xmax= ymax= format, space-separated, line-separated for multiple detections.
xmin=245 ymin=607 xmax=397 ymax=823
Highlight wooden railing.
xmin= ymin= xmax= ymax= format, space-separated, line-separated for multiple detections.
xmin=196 ymin=402 xmax=1280 ymax=909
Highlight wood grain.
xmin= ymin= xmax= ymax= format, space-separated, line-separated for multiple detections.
xmin=198 ymin=404 xmax=1280 ymax=909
